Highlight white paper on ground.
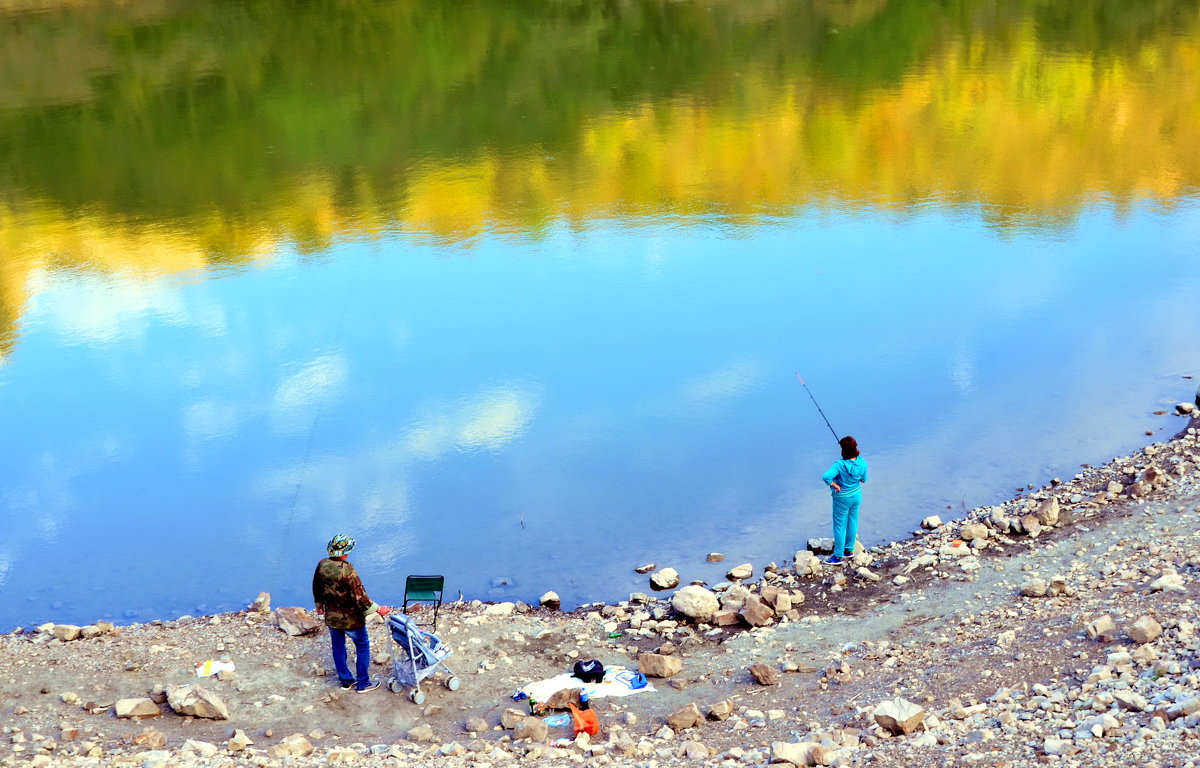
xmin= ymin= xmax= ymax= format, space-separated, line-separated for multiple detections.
xmin=194 ymin=659 xmax=236 ymax=677
xmin=518 ymin=666 xmax=654 ymax=701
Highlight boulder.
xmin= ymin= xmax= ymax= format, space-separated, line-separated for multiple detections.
xmin=483 ymin=602 xmax=514 ymax=617
xmin=1043 ymin=738 xmax=1077 ymax=756
xmin=726 ymin=563 xmax=753 ymax=581
xmin=275 ymin=607 xmax=321 ymax=636
xmin=650 ymin=568 xmax=680 ymax=590
xmin=639 ymin=652 xmax=682 ymax=678
xmin=539 ymin=591 xmax=561 ymax=610
xmin=114 ymin=698 xmax=160 ymax=719
xmin=182 ymin=739 xmax=219 ymax=758
xmin=134 ymin=726 xmax=166 ymax=748
xmin=739 ymin=595 xmax=775 ymax=627
xmin=464 ymin=717 xmax=489 ymax=734
xmin=1129 ymin=615 xmax=1162 ymax=644
xmin=166 ymin=684 xmax=230 ymax=720
xmin=1020 ymin=578 xmax=1048 ymax=598
xmin=1036 ymin=497 xmax=1060 ymax=527
xmin=920 ymin=516 xmax=942 ymax=529
xmin=406 ymin=724 xmax=434 ymax=743
xmin=52 ymin=625 xmax=82 ymax=642
xmin=873 ymin=698 xmax=925 ymax=735
xmin=1019 ymin=515 xmax=1042 ymax=537
xmin=249 ymin=592 xmax=271 ymax=613
xmin=227 ymin=730 xmax=254 ymax=752
xmin=680 ymin=741 xmax=710 ymax=760
xmin=513 ymin=718 xmax=548 ymax=741
xmin=706 ymin=553 xmax=725 ymax=562
xmin=1086 ymin=615 xmax=1116 ymax=641
xmin=749 ymin=664 xmax=779 ymax=686
xmin=1178 ymin=402 xmax=1196 ymax=415
xmin=959 ymin=523 xmax=989 ymax=541
xmin=501 ymin=708 xmax=529 ymax=729
xmin=711 ymin=610 xmax=740 ymax=626
xmin=270 ymin=734 xmax=314 ymax=758
xmin=667 ymin=703 xmax=703 ymax=731
xmin=635 ymin=563 xmax=656 ymax=574
xmin=793 ymin=550 xmax=821 ymax=577
xmin=546 ymin=687 xmax=581 ymax=710
xmin=1150 ymin=573 xmax=1185 ymax=592
xmin=1113 ymin=691 xmax=1148 ymax=712
xmin=671 ymin=586 xmax=719 ymax=621
xmin=807 ymin=538 xmax=834 ymax=554
xmin=771 ymin=741 xmax=818 ymax=765
xmin=707 ymin=699 xmax=734 ymax=721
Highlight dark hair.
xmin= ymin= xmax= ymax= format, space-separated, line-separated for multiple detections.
xmin=839 ymin=436 xmax=859 ymax=460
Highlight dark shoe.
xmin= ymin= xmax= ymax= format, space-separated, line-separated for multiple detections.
xmin=356 ymin=681 xmax=381 ymax=694
xmin=339 ymin=681 xmax=355 ymax=690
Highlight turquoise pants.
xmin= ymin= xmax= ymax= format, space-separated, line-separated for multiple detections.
xmin=831 ymin=492 xmax=861 ymax=558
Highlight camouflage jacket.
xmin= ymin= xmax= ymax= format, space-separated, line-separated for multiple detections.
xmin=312 ymin=558 xmax=373 ymax=629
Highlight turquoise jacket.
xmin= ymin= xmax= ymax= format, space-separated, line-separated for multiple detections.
xmin=822 ymin=457 xmax=868 ymax=496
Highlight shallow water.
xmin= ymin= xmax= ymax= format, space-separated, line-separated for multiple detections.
xmin=1 ymin=0 xmax=1198 ymax=628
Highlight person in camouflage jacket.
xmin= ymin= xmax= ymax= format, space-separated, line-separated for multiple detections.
xmin=312 ymin=534 xmax=390 ymax=693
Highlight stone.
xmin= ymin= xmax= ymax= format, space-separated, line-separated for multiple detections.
xmin=671 ymin=586 xmax=720 ymax=621
xmin=483 ymin=602 xmax=514 ymax=616
xmin=739 ymin=595 xmax=775 ymax=627
xmin=726 ymin=563 xmax=753 ymax=581
xmin=406 ymin=724 xmax=434 ymax=743
xmin=996 ymin=630 xmax=1015 ymax=649
xmin=272 ymin=734 xmax=314 ymax=757
xmin=707 ymin=699 xmax=734 ymax=720
xmin=1178 ymin=402 xmax=1196 ymax=415
xmin=639 ymin=652 xmax=682 ymax=678
xmin=166 ymin=684 xmax=229 ymax=720
xmin=539 ymin=591 xmax=560 ymax=610
xmin=1043 ymin=738 xmax=1076 ymax=756
xmin=546 ymin=687 xmax=581 ymax=710
xmin=326 ymin=747 xmax=362 ymax=764
xmin=667 ymin=703 xmax=703 ymax=731
xmin=1086 ymin=615 xmax=1116 ymax=641
xmin=680 ymin=740 xmax=710 ymax=759
xmin=873 ymin=698 xmax=925 ymax=735
xmin=226 ymin=730 xmax=253 ymax=751
xmin=52 ymin=625 xmax=82 ymax=642
xmin=635 ymin=563 xmax=656 ymax=574
xmin=650 ymin=568 xmax=680 ymax=590
xmin=133 ymin=726 xmax=166 ymax=748
xmin=275 ymin=606 xmax=322 ymax=636
xmin=959 ymin=523 xmax=988 ymax=541
xmin=513 ymin=718 xmax=548 ymax=741
xmin=1020 ymin=578 xmax=1048 ymax=597
xmin=114 ymin=698 xmax=160 ymax=719
xmin=793 ymin=550 xmax=821 ymax=577
xmin=807 ymin=538 xmax=834 ymax=554
xmin=1149 ymin=574 xmax=1185 ymax=592
xmin=249 ymin=592 xmax=271 ymax=613
xmin=1129 ymin=615 xmax=1163 ymax=644
xmin=809 ymin=745 xmax=834 ymax=766
xmin=771 ymin=741 xmax=817 ymax=765
xmin=711 ymin=610 xmax=740 ymax=626
xmin=1114 ymin=691 xmax=1148 ymax=712
xmin=182 ymin=739 xmax=219 ymax=758
xmin=1019 ymin=515 xmax=1042 ymax=537
xmin=749 ymin=664 xmax=779 ymax=686
xmin=706 ymin=553 xmax=725 ymax=562
xmin=920 ymin=515 xmax=943 ymax=529
xmin=465 ymin=717 xmax=489 ymax=734
xmin=501 ymin=708 xmax=529 ymax=728
xmin=854 ymin=567 xmax=881 ymax=583
xmin=1036 ymin=497 xmax=1060 ymax=527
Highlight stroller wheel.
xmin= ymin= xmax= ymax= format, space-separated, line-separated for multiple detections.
xmin=409 ymin=689 xmax=426 ymax=705
xmin=387 ymin=679 xmax=402 ymax=694
xmin=446 ymin=677 xmax=461 ymax=691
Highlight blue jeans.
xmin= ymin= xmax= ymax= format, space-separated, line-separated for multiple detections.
xmin=831 ymin=492 xmax=861 ymax=558
xmin=329 ymin=626 xmax=371 ymax=690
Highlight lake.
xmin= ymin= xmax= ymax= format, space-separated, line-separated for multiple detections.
xmin=1 ymin=0 xmax=1198 ymax=628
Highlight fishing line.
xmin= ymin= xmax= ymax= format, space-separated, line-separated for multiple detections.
xmin=795 ymin=373 xmax=840 ymax=443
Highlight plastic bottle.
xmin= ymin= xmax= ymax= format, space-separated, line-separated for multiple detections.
xmin=579 ymin=691 xmax=590 ymax=711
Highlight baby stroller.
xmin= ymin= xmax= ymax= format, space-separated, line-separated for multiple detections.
xmin=385 ymin=611 xmax=460 ymax=704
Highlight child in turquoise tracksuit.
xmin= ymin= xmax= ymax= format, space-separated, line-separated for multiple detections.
xmin=821 ymin=436 xmax=868 ymax=564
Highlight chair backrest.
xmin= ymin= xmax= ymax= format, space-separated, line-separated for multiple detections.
xmin=405 ymin=575 xmax=444 ymax=596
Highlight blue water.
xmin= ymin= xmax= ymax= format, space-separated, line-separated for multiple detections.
xmin=1 ymin=202 xmax=1199 ymax=628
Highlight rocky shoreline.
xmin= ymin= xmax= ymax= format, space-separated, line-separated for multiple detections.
xmin=2 ymin=408 xmax=1198 ymax=768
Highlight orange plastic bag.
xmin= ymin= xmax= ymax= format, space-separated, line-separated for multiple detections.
xmin=567 ymin=702 xmax=599 ymax=736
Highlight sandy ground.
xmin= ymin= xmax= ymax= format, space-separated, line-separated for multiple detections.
xmin=1 ymin=415 xmax=1198 ymax=767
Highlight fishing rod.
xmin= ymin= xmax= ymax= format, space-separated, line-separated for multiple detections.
xmin=795 ymin=373 xmax=840 ymax=443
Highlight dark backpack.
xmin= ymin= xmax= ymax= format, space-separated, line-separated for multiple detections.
xmin=572 ymin=659 xmax=605 ymax=683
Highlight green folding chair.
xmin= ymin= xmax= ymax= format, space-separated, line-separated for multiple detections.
xmin=403 ymin=575 xmax=445 ymax=631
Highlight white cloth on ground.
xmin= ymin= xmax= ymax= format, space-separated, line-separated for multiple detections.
xmin=519 ymin=666 xmax=654 ymax=701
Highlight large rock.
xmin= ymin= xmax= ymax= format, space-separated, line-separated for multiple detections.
xmin=920 ymin=516 xmax=942 ymax=529
xmin=227 ymin=730 xmax=254 ymax=751
xmin=807 ymin=538 xmax=834 ymax=554
xmin=249 ymin=592 xmax=271 ymax=613
xmin=166 ymin=684 xmax=230 ymax=720
xmin=1036 ymin=497 xmax=1060 ymax=527
xmin=514 ymin=718 xmax=548 ymax=741
xmin=726 ymin=563 xmax=753 ymax=581
xmin=1020 ymin=578 xmax=1048 ymax=598
xmin=707 ymin=699 xmax=734 ymax=721
xmin=501 ymin=708 xmax=529 ymax=728
xmin=671 ymin=586 xmax=719 ymax=621
xmin=959 ymin=523 xmax=989 ymax=541
xmin=771 ymin=741 xmax=818 ymax=765
xmin=52 ymin=625 xmax=82 ymax=642
xmin=268 ymin=734 xmax=314 ymax=758
xmin=873 ymin=698 xmax=925 ymax=735
xmin=538 ymin=591 xmax=560 ymax=610
xmin=1086 ymin=615 xmax=1116 ymax=641
xmin=739 ymin=595 xmax=775 ymax=627
xmin=749 ymin=664 xmax=779 ymax=686
xmin=793 ymin=551 xmax=821 ymax=577
xmin=114 ymin=698 xmax=161 ymax=719
xmin=1129 ymin=615 xmax=1162 ymax=644
xmin=647 ymin=568 xmax=679 ymax=590
xmin=667 ymin=703 xmax=703 ymax=731
xmin=275 ymin=606 xmax=322 ymax=636
xmin=639 ymin=652 xmax=682 ymax=678
xmin=182 ymin=739 xmax=219 ymax=758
